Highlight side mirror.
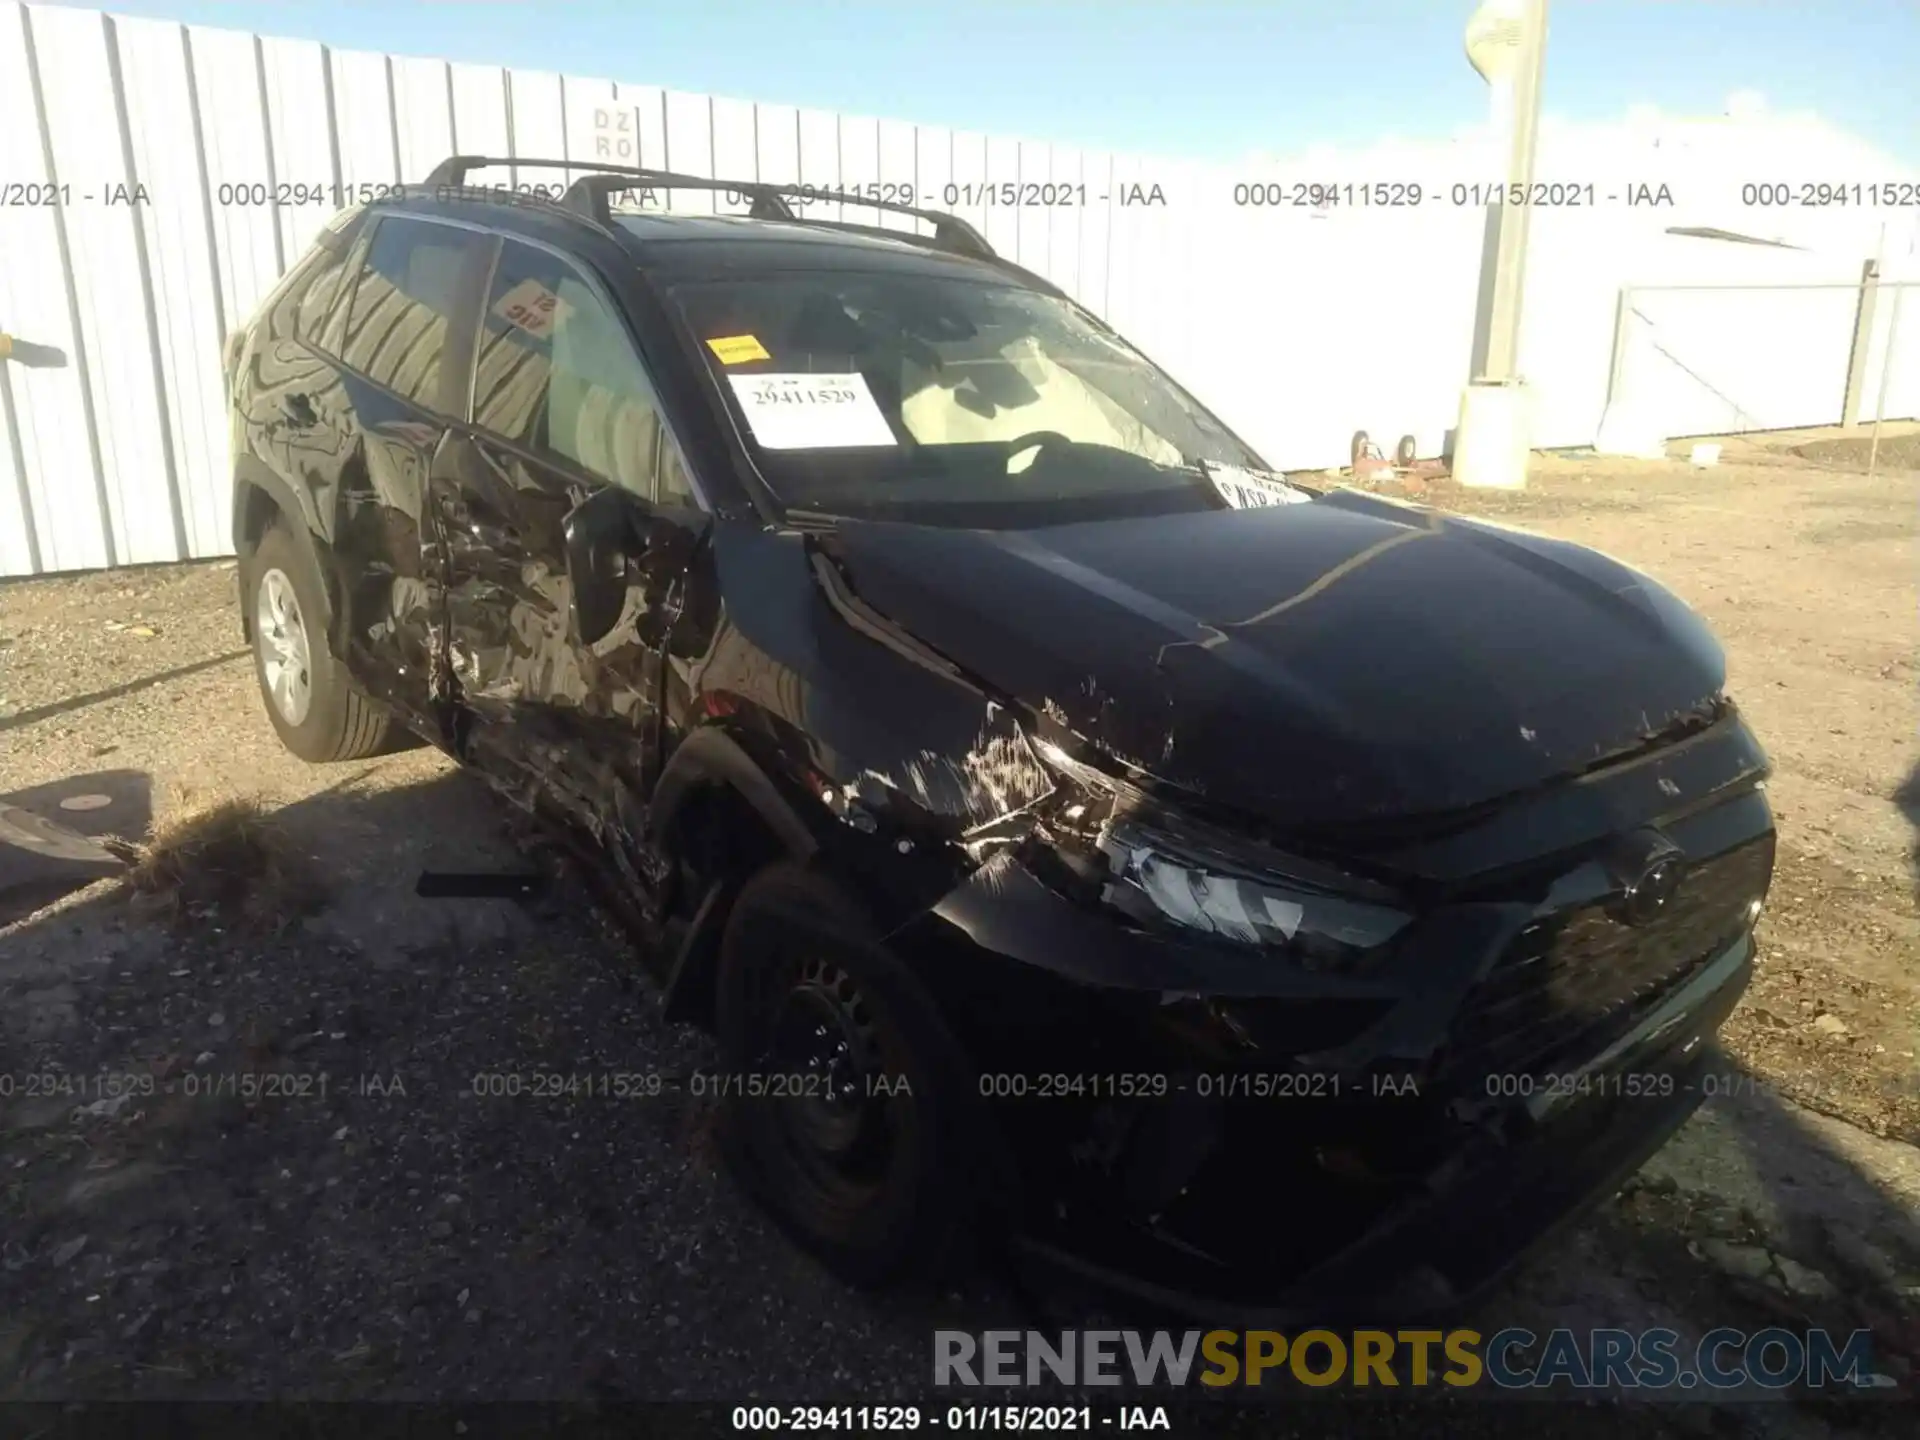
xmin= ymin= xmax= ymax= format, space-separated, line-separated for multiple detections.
xmin=563 ymin=486 xmax=645 ymax=646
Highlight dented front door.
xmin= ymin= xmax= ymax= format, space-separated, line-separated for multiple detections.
xmin=434 ymin=235 xmax=696 ymax=840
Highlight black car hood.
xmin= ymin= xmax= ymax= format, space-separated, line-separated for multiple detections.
xmin=815 ymin=491 xmax=1728 ymax=834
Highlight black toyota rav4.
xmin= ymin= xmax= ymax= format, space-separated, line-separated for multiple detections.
xmin=225 ymin=157 xmax=1775 ymax=1320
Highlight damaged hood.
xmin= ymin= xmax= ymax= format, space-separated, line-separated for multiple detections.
xmin=815 ymin=491 xmax=1728 ymax=833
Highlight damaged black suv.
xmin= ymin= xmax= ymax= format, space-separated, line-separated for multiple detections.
xmin=225 ymin=157 xmax=1775 ymax=1320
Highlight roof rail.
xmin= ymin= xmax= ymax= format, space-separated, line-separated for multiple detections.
xmin=420 ymin=155 xmax=996 ymax=260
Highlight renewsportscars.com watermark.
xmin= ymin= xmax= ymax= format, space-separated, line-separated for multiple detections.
xmin=934 ymin=1328 xmax=1899 ymax=1393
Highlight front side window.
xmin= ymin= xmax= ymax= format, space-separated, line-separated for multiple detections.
xmin=472 ymin=239 xmax=664 ymax=498
xmin=658 ymin=441 xmax=698 ymax=507
xmin=337 ymin=216 xmax=491 ymax=410
xmin=669 ymin=273 xmax=1264 ymax=525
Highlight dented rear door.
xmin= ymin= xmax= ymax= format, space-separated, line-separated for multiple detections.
xmin=320 ymin=213 xmax=494 ymax=731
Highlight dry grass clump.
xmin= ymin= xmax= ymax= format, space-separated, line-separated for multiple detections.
xmin=114 ymin=794 xmax=326 ymax=930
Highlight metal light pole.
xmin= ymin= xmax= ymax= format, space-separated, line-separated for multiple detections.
xmin=1452 ymin=0 xmax=1550 ymax=489
xmin=1867 ymin=222 xmax=1916 ymax=479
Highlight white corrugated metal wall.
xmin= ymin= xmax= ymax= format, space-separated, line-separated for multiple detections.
xmin=2 ymin=0 xmax=1916 ymax=578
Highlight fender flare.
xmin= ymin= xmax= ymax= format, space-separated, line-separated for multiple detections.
xmin=647 ymin=735 xmax=1020 ymax=1223
xmin=647 ymin=725 xmax=819 ymax=864
xmin=649 ymin=725 xmax=820 ymax=1026
xmin=232 ymin=454 xmax=336 ymax=643
xmin=232 ymin=452 xmax=327 ymax=557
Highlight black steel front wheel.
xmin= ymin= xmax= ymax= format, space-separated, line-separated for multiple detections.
xmin=713 ymin=862 xmax=981 ymax=1288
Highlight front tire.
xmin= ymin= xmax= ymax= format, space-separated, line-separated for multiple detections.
xmin=714 ymin=861 xmax=980 ymax=1288
xmin=243 ymin=519 xmax=390 ymax=763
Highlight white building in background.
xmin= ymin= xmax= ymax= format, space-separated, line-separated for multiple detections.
xmin=1 ymin=0 xmax=1915 ymax=577
xmin=1182 ymin=95 xmax=1917 ymax=472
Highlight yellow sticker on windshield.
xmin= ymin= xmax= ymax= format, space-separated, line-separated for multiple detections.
xmin=707 ymin=334 xmax=771 ymax=364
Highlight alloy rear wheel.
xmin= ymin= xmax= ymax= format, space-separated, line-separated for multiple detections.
xmin=243 ymin=518 xmax=391 ymax=763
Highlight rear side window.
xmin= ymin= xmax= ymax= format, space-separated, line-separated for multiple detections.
xmin=293 ymin=210 xmax=365 ymax=344
xmin=472 ymin=238 xmax=664 ymax=498
xmin=337 ymin=216 xmax=491 ymax=410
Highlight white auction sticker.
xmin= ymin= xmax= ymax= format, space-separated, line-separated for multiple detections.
xmin=1205 ymin=462 xmax=1312 ymax=509
xmin=726 ymin=373 xmax=897 ymax=449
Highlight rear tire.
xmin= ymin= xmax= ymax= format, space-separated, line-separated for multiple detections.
xmin=714 ymin=861 xmax=980 ymax=1289
xmin=243 ymin=519 xmax=390 ymax=763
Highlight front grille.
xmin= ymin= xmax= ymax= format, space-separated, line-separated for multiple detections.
xmin=1438 ymin=833 xmax=1774 ymax=1086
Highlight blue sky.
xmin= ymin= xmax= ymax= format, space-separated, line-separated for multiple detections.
xmin=46 ymin=0 xmax=1920 ymax=163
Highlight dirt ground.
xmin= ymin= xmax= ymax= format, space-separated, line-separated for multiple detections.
xmin=1 ymin=439 xmax=1916 ymax=1434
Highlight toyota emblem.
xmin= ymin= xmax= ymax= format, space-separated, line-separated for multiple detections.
xmin=1604 ymin=829 xmax=1688 ymax=927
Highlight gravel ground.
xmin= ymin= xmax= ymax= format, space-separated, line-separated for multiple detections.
xmin=1 ymin=446 xmax=1916 ymax=1435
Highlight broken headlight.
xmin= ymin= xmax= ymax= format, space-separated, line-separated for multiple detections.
xmin=1096 ymin=821 xmax=1412 ymax=972
xmin=1031 ymin=738 xmax=1413 ymax=972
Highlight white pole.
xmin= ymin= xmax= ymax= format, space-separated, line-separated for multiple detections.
xmin=1866 ymin=284 xmax=1900 ymax=477
xmin=1454 ymin=0 xmax=1550 ymax=488
xmin=1480 ymin=0 xmax=1547 ymax=384
xmin=1869 ymin=228 xmax=1916 ymax=478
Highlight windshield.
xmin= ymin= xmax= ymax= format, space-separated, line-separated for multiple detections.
xmin=669 ymin=273 xmax=1269 ymax=525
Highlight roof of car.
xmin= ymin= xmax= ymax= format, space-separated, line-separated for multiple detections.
xmin=375 ymin=188 xmax=1058 ymax=293
xmin=609 ymin=213 xmax=1030 ymax=284
xmin=611 ymin=212 xmax=928 ymax=249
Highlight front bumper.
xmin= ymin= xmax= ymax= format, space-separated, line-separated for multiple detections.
xmin=886 ymin=786 xmax=1771 ymax=1322
xmin=1010 ymin=930 xmax=1751 ymax=1325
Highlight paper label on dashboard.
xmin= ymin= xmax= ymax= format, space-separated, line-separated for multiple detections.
xmin=727 ymin=373 xmax=897 ymax=449
xmin=707 ymin=333 xmax=771 ymax=364
xmin=1205 ymin=462 xmax=1312 ymax=509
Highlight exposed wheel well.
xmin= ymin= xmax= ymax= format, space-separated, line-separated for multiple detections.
xmin=235 ymin=478 xmax=283 ymax=558
xmin=232 ymin=476 xmax=340 ymax=649
xmin=657 ymin=779 xmax=803 ymax=1029
xmin=668 ymin=781 xmax=791 ymax=896
xmin=234 ymin=480 xmax=283 ymax=644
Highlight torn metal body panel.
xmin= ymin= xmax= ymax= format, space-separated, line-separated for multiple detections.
xmin=432 ymin=429 xmax=693 ymax=829
xmin=226 ymin=176 xmax=1777 ymax=1319
xmin=638 ymin=490 xmax=1774 ymax=1315
xmin=235 ymin=345 xmax=448 ymax=734
xmin=885 ymin=762 xmax=1769 ymax=1316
